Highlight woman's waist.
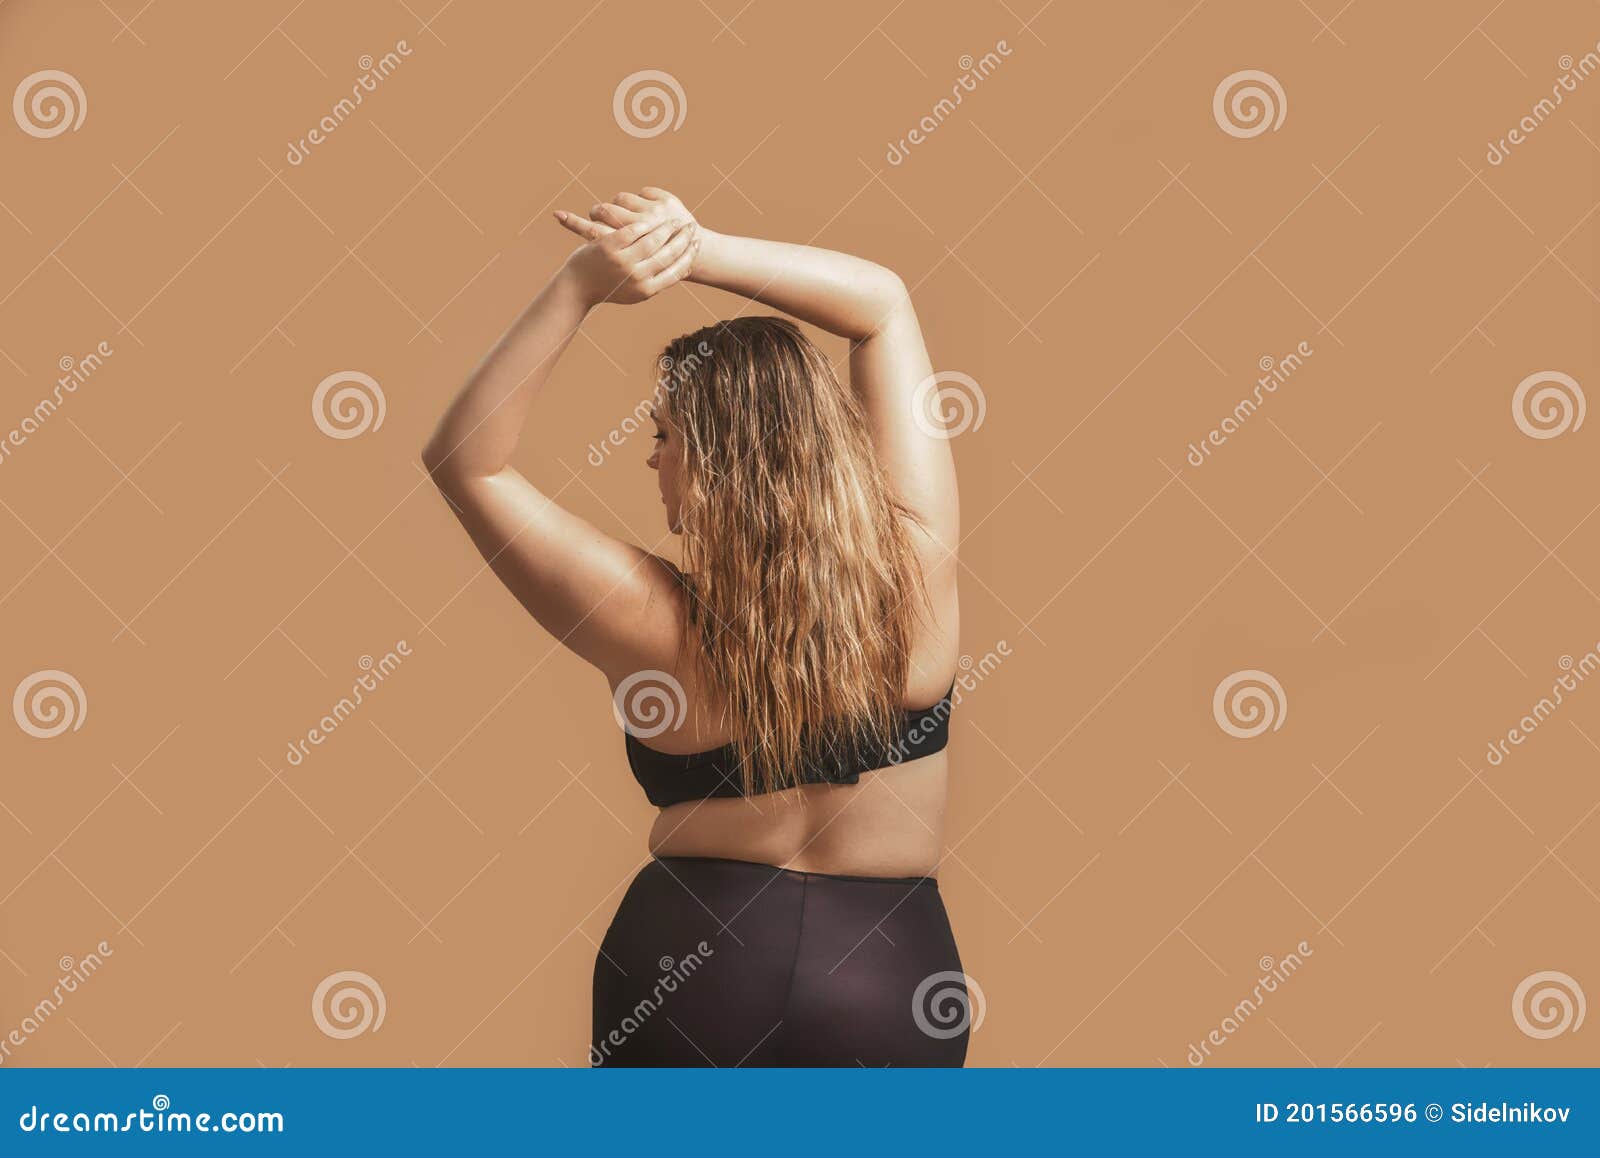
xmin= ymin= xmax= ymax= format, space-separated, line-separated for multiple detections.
xmin=645 ymin=753 xmax=948 ymax=878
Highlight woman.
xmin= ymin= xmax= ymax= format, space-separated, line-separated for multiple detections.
xmin=422 ymin=187 xmax=965 ymax=1066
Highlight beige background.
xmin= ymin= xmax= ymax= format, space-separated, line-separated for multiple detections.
xmin=1 ymin=0 xmax=1597 ymax=1067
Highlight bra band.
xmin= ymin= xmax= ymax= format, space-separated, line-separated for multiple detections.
xmin=625 ymin=685 xmax=955 ymax=808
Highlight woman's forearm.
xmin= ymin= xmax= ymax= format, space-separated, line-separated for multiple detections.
xmin=688 ymin=229 xmax=908 ymax=342
xmin=422 ymin=267 xmax=591 ymax=482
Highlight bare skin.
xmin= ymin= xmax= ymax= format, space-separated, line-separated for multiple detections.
xmin=424 ymin=187 xmax=959 ymax=877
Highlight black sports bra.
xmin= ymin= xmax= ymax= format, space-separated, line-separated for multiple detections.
xmin=625 ymin=686 xmax=955 ymax=808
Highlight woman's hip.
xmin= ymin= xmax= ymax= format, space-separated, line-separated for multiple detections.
xmin=592 ymin=856 xmax=967 ymax=1067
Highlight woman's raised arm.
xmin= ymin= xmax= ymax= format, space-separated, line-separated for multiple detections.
xmin=561 ymin=189 xmax=959 ymax=573
xmin=421 ymin=218 xmax=698 ymax=677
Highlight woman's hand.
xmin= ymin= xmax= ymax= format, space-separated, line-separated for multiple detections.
xmin=555 ymin=213 xmax=699 ymax=306
xmin=584 ymin=187 xmax=698 ymax=235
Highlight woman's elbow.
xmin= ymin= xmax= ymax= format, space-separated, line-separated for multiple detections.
xmin=421 ymin=436 xmax=472 ymax=493
xmin=862 ymin=267 xmax=913 ymax=337
xmin=420 ymin=436 xmax=450 ymax=478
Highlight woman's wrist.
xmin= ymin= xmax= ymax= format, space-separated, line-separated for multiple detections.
xmin=550 ymin=261 xmax=601 ymax=313
xmin=684 ymin=226 xmax=727 ymax=287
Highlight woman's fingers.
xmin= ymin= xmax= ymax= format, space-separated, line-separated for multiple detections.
xmin=638 ymin=239 xmax=698 ymax=297
xmin=619 ymin=216 xmax=683 ymax=261
xmin=590 ymin=201 xmax=643 ymax=228
xmin=639 ymin=188 xmax=689 ymax=219
xmin=614 ymin=192 xmax=651 ymax=212
xmin=634 ymin=221 xmax=695 ymax=276
xmin=606 ymin=217 xmax=668 ymax=252
xmin=559 ymin=208 xmax=694 ymax=303
xmin=553 ymin=210 xmax=608 ymax=240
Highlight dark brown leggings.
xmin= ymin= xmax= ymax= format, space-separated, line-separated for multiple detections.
xmin=592 ymin=856 xmax=969 ymax=1067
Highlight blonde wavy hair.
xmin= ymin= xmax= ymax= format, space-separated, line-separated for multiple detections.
xmin=659 ymin=316 xmax=926 ymax=794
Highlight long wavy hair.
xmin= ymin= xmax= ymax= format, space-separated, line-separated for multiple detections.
xmin=659 ymin=316 xmax=926 ymax=794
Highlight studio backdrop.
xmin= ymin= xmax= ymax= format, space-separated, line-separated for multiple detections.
xmin=0 ymin=0 xmax=1596 ymax=1066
